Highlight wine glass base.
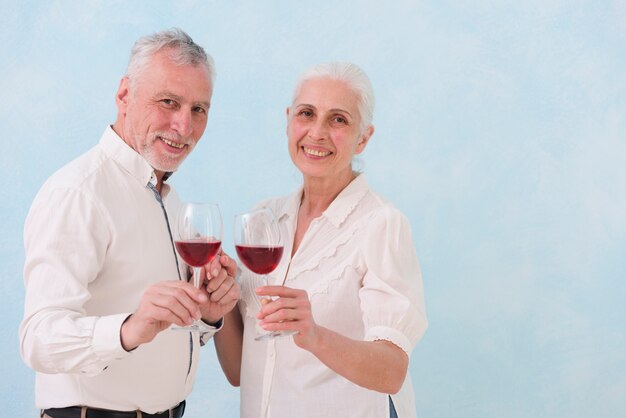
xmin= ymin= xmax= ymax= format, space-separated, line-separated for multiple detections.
xmin=254 ymin=330 xmax=297 ymax=341
xmin=171 ymin=320 xmax=214 ymax=333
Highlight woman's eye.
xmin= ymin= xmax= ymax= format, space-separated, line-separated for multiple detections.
xmin=299 ymin=110 xmax=313 ymax=117
xmin=333 ymin=116 xmax=347 ymax=124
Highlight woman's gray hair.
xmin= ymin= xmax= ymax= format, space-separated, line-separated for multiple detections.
xmin=126 ymin=28 xmax=215 ymax=87
xmin=292 ymin=62 xmax=375 ymax=132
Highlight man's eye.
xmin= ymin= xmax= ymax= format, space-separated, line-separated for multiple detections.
xmin=162 ymin=99 xmax=174 ymax=106
xmin=193 ymin=107 xmax=206 ymax=114
xmin=299 ymin=110 xmax=313 ymax=117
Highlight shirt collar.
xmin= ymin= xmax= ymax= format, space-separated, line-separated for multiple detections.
xmin=278 ymin=173 xmax=370 ymax=228
xmin=98 ymin=126 xmax=173 ymax=190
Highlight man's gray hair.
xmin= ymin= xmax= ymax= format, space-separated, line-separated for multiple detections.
xmin=291 ymin=62 xmax=375 ymax=132
xmin=126 ymin=28 xmax=215 ymax=87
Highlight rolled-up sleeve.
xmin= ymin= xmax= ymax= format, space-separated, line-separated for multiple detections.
xmin=359 ymin=207 xmax=428 ymax=356
xmin=20 ymin=186 xmax=130 ymax=375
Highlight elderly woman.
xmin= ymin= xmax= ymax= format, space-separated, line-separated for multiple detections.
xmin=214 ymin=62 xmax=427 ymax=418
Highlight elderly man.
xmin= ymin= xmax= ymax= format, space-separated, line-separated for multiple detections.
xmin=20 ymin=28 xmax=239 ymax=418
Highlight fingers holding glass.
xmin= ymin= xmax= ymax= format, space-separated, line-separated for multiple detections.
xmin=256 ymin=286 xmax=317 ymax=347
xmin=234 ymin=208 xmax=295 ymax=340
xmin=173 ymin=202 xmax=223 ymax=332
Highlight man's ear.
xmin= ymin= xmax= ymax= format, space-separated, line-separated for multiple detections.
xmin=355 ymin=125 xmax=375 ymax=155
xmin=115 ymin=77 xmax=131 ymax=114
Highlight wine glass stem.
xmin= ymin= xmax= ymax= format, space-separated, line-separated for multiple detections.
xmin=192 ymin=267 xmax=202 ymax=288
xmin=261 ymin=274 xmax=274 ymax=303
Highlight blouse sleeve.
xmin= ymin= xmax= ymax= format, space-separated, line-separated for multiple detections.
xmin=358 ymin=206 xmax=428 ymax=356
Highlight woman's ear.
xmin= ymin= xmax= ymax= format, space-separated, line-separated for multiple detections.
xmin=355 ymin=125 xmax=375 ymax=154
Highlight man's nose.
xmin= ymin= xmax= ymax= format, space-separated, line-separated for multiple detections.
xmin=171 ymin=110 xmax=193 ymax=138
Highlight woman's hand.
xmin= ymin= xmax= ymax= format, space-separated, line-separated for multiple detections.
xmin=198 ymin=253 xmax=240 ymax=324
xmin=256 ymin=284 xmax=408 ymax=394
xmin=255 ymin=285 xmax=320 ymax=350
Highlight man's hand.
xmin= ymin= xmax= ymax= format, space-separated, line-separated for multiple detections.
xmin=198 ymin=253 xmax=240 ymax=324
xmin=120 ymin=281 xmax=208 ymax=351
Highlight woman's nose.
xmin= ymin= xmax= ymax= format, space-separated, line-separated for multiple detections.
xmin=308 ymin=121 xmax=328 ymax=141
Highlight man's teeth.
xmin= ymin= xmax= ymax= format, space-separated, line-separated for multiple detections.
xmin=304 ymin=147 xmax=331 ymax=157
xmin=161 ymin=138 xmax=185 ymax=149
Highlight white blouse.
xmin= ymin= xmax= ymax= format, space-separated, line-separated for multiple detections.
xmin=238 ymin=174 xmax=428 ymax=418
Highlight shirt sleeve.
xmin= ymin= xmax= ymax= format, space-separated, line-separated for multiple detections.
xmin=359 ymin=206 xmax=428 ymax=356
xmin=199 ymin=317 xmax=224 ymax=346
xmin=19 ymin=186 xmax=131 ymax=376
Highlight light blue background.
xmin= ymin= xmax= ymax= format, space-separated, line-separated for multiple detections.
xmin=2 ymin=1 xmax=625 ymax=417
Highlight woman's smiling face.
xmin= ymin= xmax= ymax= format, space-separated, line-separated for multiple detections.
xmin=286 ymin=77 xmax=373 ymax=182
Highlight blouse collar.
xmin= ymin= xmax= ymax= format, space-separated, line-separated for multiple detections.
xmin=278 ymin=173 xmax=370 ymax=228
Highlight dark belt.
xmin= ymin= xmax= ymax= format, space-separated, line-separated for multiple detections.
xmin=43 ymin=400 xmax=185 ymax=418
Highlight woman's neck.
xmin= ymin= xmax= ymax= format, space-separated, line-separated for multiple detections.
xmin=291 ymin=170 xmax=357 ymax=256
xmin=300 ymin=170 xmax=357 ymax=218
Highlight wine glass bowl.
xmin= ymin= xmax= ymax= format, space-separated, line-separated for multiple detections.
xmin=175 ymin=238 xmax=222 ymax=268
xmin=235 ymin=245 xmax=284 ymax=275
xmin=173 ymin=202 xmax=222 ymax=332
xmin=234 ymin=208 xmax=293 ymax=340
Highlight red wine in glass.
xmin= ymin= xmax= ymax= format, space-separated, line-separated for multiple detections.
xmin=234 ymin=208 xmax=294 ymax=340
xmin=173 ymin=202 xmax=223 ymax=332
xmin=235 ymin=245 xmax=284 ymax=275
xmin=176 ymin=238 xmax=222 ymax=267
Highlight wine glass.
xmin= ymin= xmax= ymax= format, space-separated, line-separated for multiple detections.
xmin=173 ymin=202 xmax=223 ymax=332
xmin=234 ymin=208 xmax=295 ymax=340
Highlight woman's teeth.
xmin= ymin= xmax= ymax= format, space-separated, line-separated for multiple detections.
xmin=304 ymin=147 xmax=330 ymax=157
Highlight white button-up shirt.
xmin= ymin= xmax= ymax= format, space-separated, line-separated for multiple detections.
xmin=20 ymin=127 xmax=218 ymax=413
xmin=238 ymin=174 xmax=428 ymax=418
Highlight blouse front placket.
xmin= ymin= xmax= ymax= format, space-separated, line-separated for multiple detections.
xmin=257 ymin=206 xmax=299 ymax=418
